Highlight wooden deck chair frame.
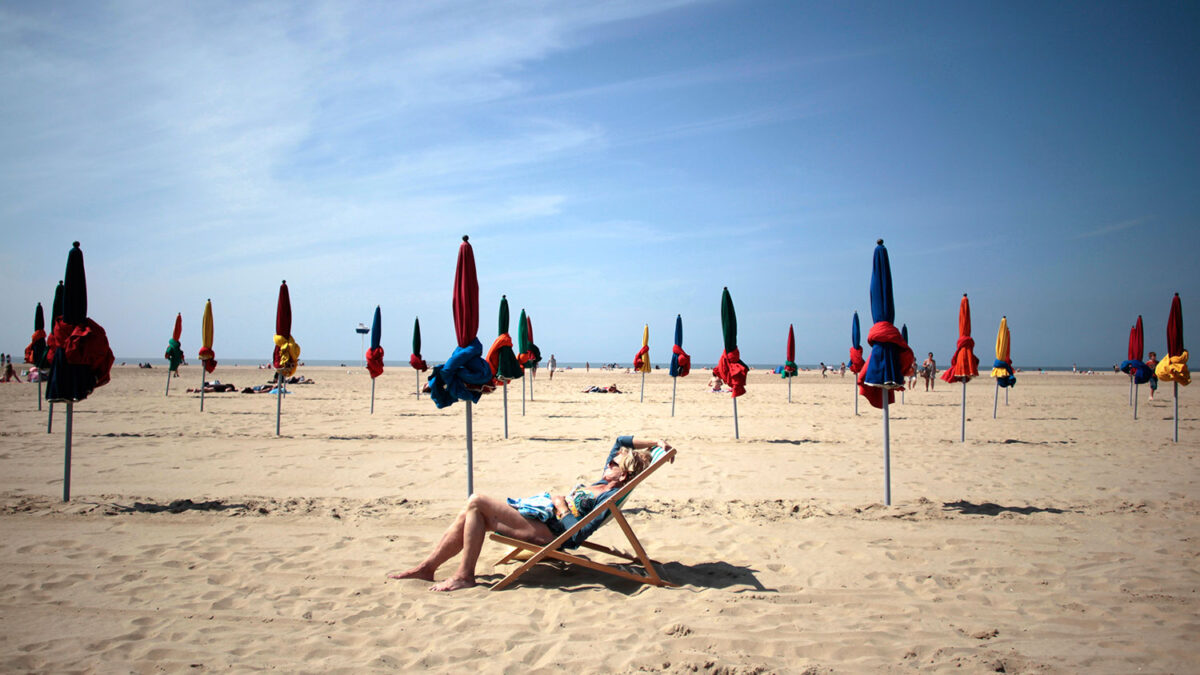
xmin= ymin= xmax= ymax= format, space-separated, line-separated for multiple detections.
xmin=489 ymin=446 xmax=677 ymax=591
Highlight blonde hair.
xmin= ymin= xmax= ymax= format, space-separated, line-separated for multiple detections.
xmin=616 ymin=448 xmax=652 ymax=480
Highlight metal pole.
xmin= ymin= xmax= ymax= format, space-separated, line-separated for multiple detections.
xmin=1005 ymin=387 xmax=1009 ymax=406
xmin=47 ymin=401 xmax=53 ymax=433
xmin=275 ymin=371 xmax=283 ymax=436
xmin=1133 ymin=382 xmax=1138 ymax=420
xmin=961 ymin=380 xmax=967 ymax=442
xmin=733 ymin=397 xmax=739 ymax=439
xmin=671 ymin=376 xmax=677 ymax=417
xmin=165 ymin=369 xmax=172 ymax=396
xmin=993 ymin=380 xmax=999 ymax=419
xmin=640 ymin=372 xmax=645 ymax=403
xmin=522 ymin=377 xmax=526 ymax=416
xmin=200 ymin=367 xmax=206 ymax=411
xmin=788 ymin=378 xmax=791 ymax=403
xmin=370 ymin=378 xmax=376 ymax=414
xmin=466 ymin=401 xmax=474 ymax=495
xmin=1129 ymin=375 xmax=1134 ymax=406
xmin=37 ymin=380 xmax=42 ymax=411
xmin=63 ymin=402 xmax=73 ymax=502
xmin=415 ymin=370 xmax=420 ymax=400
xmin=882 ymin=392 xmax=891 ymax=506
xmin=854 ymin=381 xmax=858 ymax=416
xmin=503 ymin=384 xmax=509 ymax=439
xmin=1174 ymin=382 xmax=1179 ymax=443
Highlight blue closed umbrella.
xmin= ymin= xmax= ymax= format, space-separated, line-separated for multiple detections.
xmin=366 ymin=305 xmax=384 ymax=413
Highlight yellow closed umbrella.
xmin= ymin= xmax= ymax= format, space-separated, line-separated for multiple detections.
xmin=991 ymin=316 xmax=1015 ymax=417
xmin=634 ymin=323 xmax=651 ymax=402
xmin=198 ymin=299 xmax=216 ymax=411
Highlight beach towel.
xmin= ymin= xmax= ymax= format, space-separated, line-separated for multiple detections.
xmin=506 ymin=493 xmax=556 ymax=522
xmin=714 ymin=349 xmax=748 ymax=397
xmin=1155 ymin=351 xmax=1190 ymax=386
xmin=428 ymin=338 xmax=494 ymax=409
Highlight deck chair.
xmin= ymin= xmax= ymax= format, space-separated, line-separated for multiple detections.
xmin=489 ymin=446 xmax=676 ymax=591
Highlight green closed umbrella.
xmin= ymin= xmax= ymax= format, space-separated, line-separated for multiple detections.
xmin=490 ymin=295 xmax=523 ymax=437
xmin=713 ymin=287 xmax=749 ymax=438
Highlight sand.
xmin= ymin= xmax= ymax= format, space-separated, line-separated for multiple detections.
xmin=0 ymin=364 xmax=1196 ymax=673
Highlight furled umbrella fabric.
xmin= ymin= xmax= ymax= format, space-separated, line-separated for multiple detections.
xmin=940 ymin=294 xmax=980 ymax=383
xmin=409 ymin=318 xmax=428 ymax=371
xmin=273 ymin=281 xmax=300 ymax=378
xmin=1155 ymin=294 xmax=1189 ymax=385
xmin=634 ymin=324 xmax=651 ymax=372
xmin=782 ymin=324 xmax=798 ymax=378
xmin=523 ymin=314 xmax=542 ymax=370
xmin=1120 ymin=316 xmax=1151 ymax=384
xmin=366 ymin=306 xmax=384 ymax=379
xmin=857 ymin=242 xmax=914 ymax=408
xmin=486 ymin=296 xmax=523 ymax=386
xmin=199 ymin=300 xmax=217 ymax=373
xmin=165 ymin=314 xmax=184 ymax=373
xmin=46 ymin=243 xmax=115 ymax=403
xmin=848 ymin=312 xmax=865 ymax=375
xmin=714 ymin=287 xmax=748 ymax=397
xmin=428 ymin=236 xmax=494 ymax=409
xmin=25 ymin=303 xmax=48 ymax=368
xmin=991 ymin=316 xmax=1016 ymax=388
xmin=669 ymin=314 xmax=691 ymax=377
xmin=44 ymin=282 xmax=65 ymax=365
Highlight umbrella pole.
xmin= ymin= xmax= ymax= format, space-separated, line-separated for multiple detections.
xmin=733 ymin=397 xmax=740 ymax=439
xmin=671 ymin=376 xmax=677 ymax=417
xmin=1005 ymin=387 xmax=1009 ymax=406
xmin=854 ymin=381 xmax=858 ymax=416
xmin=415 ymin=370 xmax=420 ymax=400
xmin=530 ymin=372 xmax=534 ymax=402
xmin=788 ymin=378 xmax=791 ymax=403
xmin=522 ymin=377 xmax=526 ymax=417
xmin=640 ymin=372 xmax=645 ymax=403
xmin=200 ymin=368 xmax=206 ymax=412
xmin=1174 ymin=383 xmax=1179 ymax=443
xmin=47 ymin=401 xmax=54 ymax=433
xmin=1129 ymin=375 xmax=1134 ymax=406
xmin=993 ymin=380 xmax=999 ymax=419
xmin=503 ymin=384 xmax=509 ymax=439
xmin=63 ymin=402 xmax=73 ymax=502
xmin=882 ymin=391 xmax=891 ymax=506
xmin=960 ymin=380 xmax=967 ymax=443
xmin=165 ymin=369 xmax=172 ymax=396
xmin=37 ymin=380 xmax=42 ymax=411
xmin=370 ymin=378 xmax=376 ymax=415
xmin=275 ymin=372 xmax=283 ymax=436
xmin=1133 ymin=382 xmax=1138 ymax=420
xmin=466 ymin=401 xmax=474 ymax=495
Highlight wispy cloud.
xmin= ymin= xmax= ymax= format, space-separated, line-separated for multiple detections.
xmin=1071 ymin=217 xmax=1149 ymax=240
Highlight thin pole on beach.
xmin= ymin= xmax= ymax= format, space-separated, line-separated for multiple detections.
xmin=961 ymin=380 xmax=967 ymax=442
xmin=466 ymin=401 xmax=474 ymax=495
xmin=993 ymin=380 xmax=999 ymax=419
xmin=733 ymin=397 xmax=740 ymax=439
xmin=47 ymin=402 xmax=53 ymax=433
xmin=1129 ymin=375 xmax=1134 ymax=406
xmin=37 ymin=379 xmax=42 ymax=411
xmin=370 ymin=379 xmax=376 ymax=414
xmin=165 ymin=369 xmax=172 ymax=396
xmin=640 ymin=371 xmax=645 ymax=403
xmin=63 ymin=402 xmax=73 ymax=501
xmin=1174 ymin=383 xmax=1179 ymax=442
xmin=882 ymin=392 xmax=891 ymax=506
xmin=854 ymin=381 xmax=858 ymax=416
xmin=275 ymin=372 xmax=283 ymax=436
xmin=671 ymin=376 xmax=677 ymax=416
xmin=1133 ymin=382 xmax=1139 ymax=420
xmin=415 ymin=370 xmax=420 ymax=401
xmin=521 ymin=377 xmax=526 ymax=416
xmin=788 ymin=378 xmax=791 ymax=403
xmin=503 ymin=384 xmax=509 ymax=438
xmin=200 ymin=368 xmax=206 ymax=411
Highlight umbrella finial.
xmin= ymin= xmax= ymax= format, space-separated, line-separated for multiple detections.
xmin=72 ymin=241 xmax=80 ymax=248
xmin=876 ymin=238 xmax=883 ymax=245
xmin=463 ymin=235 xmax=469 ymax=242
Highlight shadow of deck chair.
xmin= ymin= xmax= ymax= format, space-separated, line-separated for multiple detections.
xmin=489 ymin=446 xmax=676 ymax=591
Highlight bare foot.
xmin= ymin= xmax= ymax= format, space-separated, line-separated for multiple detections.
xmin=387 ymin=566 xmax=435 ymax=581
xmin=429 ymin=576 xmax=476 ymax=592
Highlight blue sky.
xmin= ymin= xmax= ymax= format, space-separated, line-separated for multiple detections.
xmin=2 ymin=1 xmax=1197 ymax=369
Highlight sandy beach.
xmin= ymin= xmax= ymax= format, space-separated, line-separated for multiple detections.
xmin=0 ymin=364 xmax=1196 ymax=673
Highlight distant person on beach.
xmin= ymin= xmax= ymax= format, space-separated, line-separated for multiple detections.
xmin=922 ymin=353 xmax=937 ymax=391
xmin=707 ymin=373 xmax=724 ymax=392
xmin=820 ymin=362 xmax=827 ymax=378
xmin=839 ymin=362 xmax=846 ymax=378
xmin=583 ymin=383 xmax=621 ymax=393
xmin=2 ymin=355 xmax=21 ymax=383
xmin=548 ymin=354 xmax=557 ymax=380
xmin=1146 ymin=351 xmax=1159 ymax=401
xmin=388 ymin=436 xmax=670 ymax=592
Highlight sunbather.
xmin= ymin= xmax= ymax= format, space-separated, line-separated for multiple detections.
xmin=389 ymin=436 xmax=672 ymax=592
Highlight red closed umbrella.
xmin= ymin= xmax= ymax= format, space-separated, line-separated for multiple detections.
xmin=941 ymin=294 xmax=979 ymax=442
xmin=272 ymin=281 xmax=300 ymax=435
xmin=1155 ymin=293 xmax=1189 ymax=442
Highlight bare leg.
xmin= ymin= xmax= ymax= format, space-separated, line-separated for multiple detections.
xmin=388 ymin=509 xmax=470 ymax=581
xmin=429 ymin=494 xmax=553 ymax=592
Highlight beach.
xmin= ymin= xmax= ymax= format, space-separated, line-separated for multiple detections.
xmin=0 ymin=365 xmax=1196 ymax=673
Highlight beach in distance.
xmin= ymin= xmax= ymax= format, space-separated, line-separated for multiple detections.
xmin=0 ymin=365 xmax=1196 ymax=673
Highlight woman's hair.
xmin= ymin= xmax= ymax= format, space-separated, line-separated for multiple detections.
xmin=616 ymin=448 xmax=653 ymax=480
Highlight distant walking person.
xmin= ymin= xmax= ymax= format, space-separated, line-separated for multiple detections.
xmin=1146 ymin=351 xmax=1159 ymax=401
xmin=922 ymin=353 xmax=937 ymax=391
xmin=548 ymin=354 xmax=557 ymax=380
xmin=820 ymin=362 xmax=828 ymax=378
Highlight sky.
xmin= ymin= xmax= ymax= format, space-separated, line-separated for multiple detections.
xmin=2 ymin=0 xmax=1198 ymax=369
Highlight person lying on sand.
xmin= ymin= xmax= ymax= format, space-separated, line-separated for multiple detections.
xmin=388 ymin=436 xmax=672 ymax=592
xmin=582 ymin=383 xmax=621 ymax=393
xmin=187 ymin=382 xmax=236 ymax=393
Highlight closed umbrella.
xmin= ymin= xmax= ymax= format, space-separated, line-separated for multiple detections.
xmin=164 ymin=313 xmax=183 ymax=396
xmin=24 ymin=302 xmax=48 ymax=410
xmin=410 ymin=317 xmax=428 ymax=400
xmin=486 ymin=295 xmax=523 ymax=438
xmin=366 ymin=305 xmax=384 ymax=414
xmin=517 ymin=309 xmax=541 ymax=411
xmin=900 ymin=323 xmax=910 ymax=403
xmin=634 ymin=324 xmax=651 ymax=402
xmin=669 ymin=314 xmax=691 ymax=416
xmin=991 ymin=316 xmax=1016 ymax=418
xmin=272 ymin=281 xmax=301 ymax=436
xmin=857 ymin=240 xmax=914 ymax=505
xmin=782 ymin=324 xmax=798 ymax=402
xmin=198 ymin=300 xmax=216 ymax=412
xmin=941 ymin=293 xmax=979 ymax=442
xmin=45 ymin=281 xmax=64 ymax=432
xmin=849 ymin=312 xmax=864 ymax=415
xmin=427 ymin=236 xmax=494 ymax=494
xmin=1120 ymin=316 xmax=1150 ymax=419
xmin=45 ymin=242 xmax=114 ymax=501
xmin=714 ymin=287 xmax=748 ymax=438
xmin=1154 ymin=294 xmax=1189 ymax=442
